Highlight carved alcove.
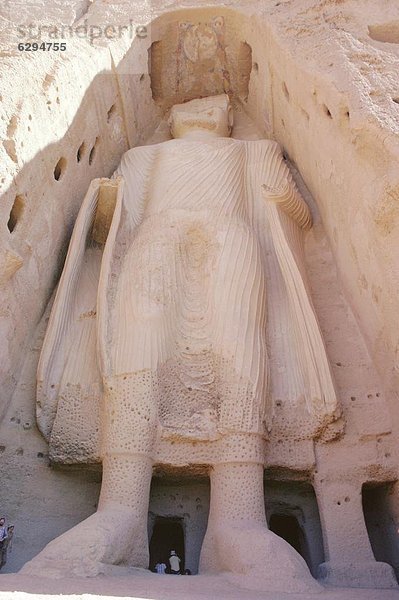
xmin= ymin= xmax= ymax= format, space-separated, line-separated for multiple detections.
xmin=1 ymin=4 xmax=397 ymax=586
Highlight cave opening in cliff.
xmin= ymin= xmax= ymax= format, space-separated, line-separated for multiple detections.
xmin=149 ymin=516 xmax=185 ymax=573
xmin=265 ymin=480 xmax=324 ymax=576
xmin=362 ymin=481 xmax=399 ymax=581
xmin=148 ymin=474 xmax=210 ymax=574
xmin=269 ymin=514 xmax=309 ymax=562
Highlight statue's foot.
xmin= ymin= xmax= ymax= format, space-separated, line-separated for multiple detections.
xmin=20 ymin=506 xmax=148 ymax=578
xmin=200 ymin=522 xmax=321 ymax=593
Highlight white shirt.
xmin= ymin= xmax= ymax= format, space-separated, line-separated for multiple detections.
xmin=169 ymin=555 xmax=181 ymax=572
xmin=155 ymin=562 xmax=166 ymax=574
xmin=0 ymin=526 xmax=7 ymax=542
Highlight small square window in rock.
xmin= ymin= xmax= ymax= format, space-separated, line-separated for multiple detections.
xmin=107 ymin=104 xmax=117 ymax=123
xmin=77 ymin=142 xmax=86 ymax=163
xmin=7 ymin=194 xmax=25 ymax=233
xmin=89 ymin=137 xmax=100 ymax=166
xmin=54 ymin=157 xmax=67 ymax=181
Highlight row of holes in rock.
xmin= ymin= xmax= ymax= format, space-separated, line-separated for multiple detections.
xmin=53 ymin=100 xmax=117 ymax=180
xmin=7 ymin=135 xmax=101 ymax=232
xmin=53 ymin=102 xmax=117 ymax=181
xmin=54 ymin=136 xmax=100 ymax=182
xmin=7 ymin=103 xmax=117 ymax=234
xmin=7 ymin=137 xmax=99 ymax=232
xmin=283 ymin=82 xmax=399 ymax=118
xmin=282 ymin=81 xmax=349 ymax=121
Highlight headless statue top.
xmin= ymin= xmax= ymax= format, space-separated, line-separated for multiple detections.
xmin=36 ymin=94 xmax=338 ymax=465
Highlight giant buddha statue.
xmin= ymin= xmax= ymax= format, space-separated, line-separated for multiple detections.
xmin=23 ymin=94 xmax=338 ymax=591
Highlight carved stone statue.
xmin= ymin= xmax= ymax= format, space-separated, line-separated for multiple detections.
xmin=23 ymin=94 xmax=338 ymax=591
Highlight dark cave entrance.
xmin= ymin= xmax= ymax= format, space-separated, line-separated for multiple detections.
xmin=265 ymin=480 xmax=324 ymax=576
xmin=362 ymin=482 xmax=399 ymax=581
xmin=269 ymin=513 xmax=310 ymax=565
xmin=149 ymin=516 xmax=185 ymax=573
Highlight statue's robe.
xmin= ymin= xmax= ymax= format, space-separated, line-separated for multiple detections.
xmin=37 ymin=138 xmax=338 ymax=463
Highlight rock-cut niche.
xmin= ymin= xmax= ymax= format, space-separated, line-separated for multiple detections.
xmin=148 ymin=14 xmax=253 ymax=110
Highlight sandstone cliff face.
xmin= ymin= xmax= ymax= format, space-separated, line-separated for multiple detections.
xmin=0 ymin=0 xmax=398 ymax=585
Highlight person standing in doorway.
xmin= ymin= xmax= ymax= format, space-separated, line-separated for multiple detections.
xmin=155 ymin=561 xmax=167 ymax=574
xmin=0 ymin=518 xmax=8 ymax=569
xmin=169 ymin=550 xmax=181 ymax=575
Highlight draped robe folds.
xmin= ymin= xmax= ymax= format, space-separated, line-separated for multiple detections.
xmin=36 ymin=138 xmax=338 ymax=464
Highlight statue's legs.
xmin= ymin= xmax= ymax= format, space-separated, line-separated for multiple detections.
xmin=21 ymin=375 xmax=156 ymax=577
xmin=195 ymin=223 xmax=320 ymax=590
xmin=199 ymin=456 xmax=320 ymax=592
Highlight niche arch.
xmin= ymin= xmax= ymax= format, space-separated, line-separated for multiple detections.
xmin=116 ymin=6 xmax=276 ymax=146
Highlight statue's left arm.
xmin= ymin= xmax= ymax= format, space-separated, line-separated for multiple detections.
xmin=255 ymin=140 xmax=312 ymax=230
xmin=248 ymin=139 xmax=339 ymax=427
xmin=262 ymin=180 xmax=312 ymax=231
xmin=36 ymin=177 xmax=123 ymax=456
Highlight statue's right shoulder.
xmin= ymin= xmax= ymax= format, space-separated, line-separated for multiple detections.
xmin=244 ymin=139 xmax=284 ymax=166
xmin=121 ymin=143 xmax=154 ymax=159
xmin=118 ymin=143 xmax=159 ymax=170
xmin=247 ymin=138 xmax=282 ymax=153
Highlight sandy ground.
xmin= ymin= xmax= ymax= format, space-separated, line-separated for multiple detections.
xmin=0 ymin=570 xmax=398 ymax=600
